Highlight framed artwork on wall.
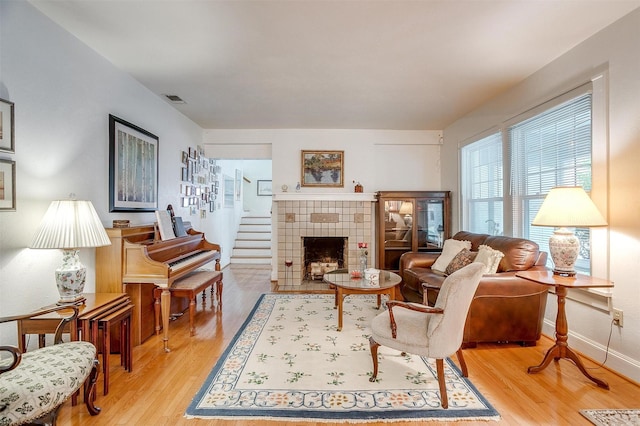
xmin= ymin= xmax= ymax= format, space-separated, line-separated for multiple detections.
xmin=109 ymin=114 xmax=159 ymax=212
xmin=235 ymin=169 xmax=242 ymax=201
xmin=0 ymin=159 xmax=16 ymax=211
xmin=301 ymin=150 xmax=344 ymax=187
xmin=257 ymin=180 xmax=272 ymax=196
xmin=0 ymin=98 xmax=15 ymax=153
xmin=224 ymin=174 xmax=234 ymax=207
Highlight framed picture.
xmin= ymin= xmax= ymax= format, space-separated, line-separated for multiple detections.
xmin=109 ymin=114 xmax=159 ymax=212
xmin=257 ymin=180 xmax=272 ymax=196
xmin=235 ymin=169 xmax=242 ymax=201
xmin=0 ymin=98 xmax=15 ymax=153
xmin=181 ymin=151 xmax=188 ymax=164
xmin=224 ymin=174 xmax=234 ymax=207
xmin=301 ymin=150 xmax=344 ymax=187
xmin=0 ymin=159 xmax=16 ymax=211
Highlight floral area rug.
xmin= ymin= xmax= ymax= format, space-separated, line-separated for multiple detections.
xmin=185 ymin=293 xmax=500 ymax=422
xmin=580 ymin=409 xmax=640 ymax=426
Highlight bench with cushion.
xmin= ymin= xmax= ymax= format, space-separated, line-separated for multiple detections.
xmin=154 ymin=270 xmax=223 ymax=336
xmin=0 ymin=305 xmax=100 ymax=425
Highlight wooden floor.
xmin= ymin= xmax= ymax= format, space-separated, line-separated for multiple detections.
xmin=60 ymin=264 xmax=640 ymax=425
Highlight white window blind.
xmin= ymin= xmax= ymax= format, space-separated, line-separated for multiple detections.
xmin=510 ymin=93 xmax=593 ymax=272
xmin=461 ymin=132 xmax=503 ymax=235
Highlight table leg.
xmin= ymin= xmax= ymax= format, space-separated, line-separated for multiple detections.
xmin=161 ymin=288 xmax=171 ymax=352
xmin=337 ymin=287 xmax=344 ymax=331
xmin=528 ymin=286 xmax=609 ymax=389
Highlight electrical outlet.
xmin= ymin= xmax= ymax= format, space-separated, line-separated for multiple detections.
xmin=613 ymin=308 xmax=623 ymax=327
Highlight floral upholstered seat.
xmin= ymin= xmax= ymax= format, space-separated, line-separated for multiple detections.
xmin=0 ymin=305 xmax=100 ymax=425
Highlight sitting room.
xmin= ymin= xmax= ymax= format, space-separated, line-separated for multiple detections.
xmin=1 ymin=1 xmax=639 ymax=425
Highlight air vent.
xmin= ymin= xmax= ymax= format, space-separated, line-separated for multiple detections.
xmin=164 ymin=94 xmax=186 ymax=104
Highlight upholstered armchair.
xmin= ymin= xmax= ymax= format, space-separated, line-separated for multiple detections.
xmin=369 ymin=263 xmax=485 ymax=409
xmin=0 ymin=305 xmax=100 ymax=425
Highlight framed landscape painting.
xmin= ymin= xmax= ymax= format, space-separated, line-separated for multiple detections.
xmin=109 ymin=114 xmax=159 ymax=212
xmin=301 ymin=150 xmax=344 ymax=187
xmin=257 ymin=180 xmax=272 ymax=196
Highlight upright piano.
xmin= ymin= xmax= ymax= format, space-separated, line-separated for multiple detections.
xmin=95 ymin=224 xmax=221 ymax=350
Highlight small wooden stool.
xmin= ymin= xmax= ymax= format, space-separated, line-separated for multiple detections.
xmin=97 ymin=303 xmax=133 ymax=395
xmin=154 ymin=270 xmax=223 ymax=336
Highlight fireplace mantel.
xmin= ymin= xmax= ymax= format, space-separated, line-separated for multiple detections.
xmin=273 ymin=193 xmax=376 ymax=202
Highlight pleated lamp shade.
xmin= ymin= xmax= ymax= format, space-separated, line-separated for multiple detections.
xmin=30 ymin=200 xmax=111 ymax=249
xmin=30 ymin=199 xmax=110 ymax=303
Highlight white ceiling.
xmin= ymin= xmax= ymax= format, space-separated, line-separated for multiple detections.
xmin=30 ymin=0 xmax=640 ymax=130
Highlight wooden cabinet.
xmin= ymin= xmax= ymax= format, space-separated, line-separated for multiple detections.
xmin=375 ymin=191 xmax=451 ymax=272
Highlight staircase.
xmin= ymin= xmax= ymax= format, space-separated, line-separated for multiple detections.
xmin=230 ymin=215 xmax=272 ymax=264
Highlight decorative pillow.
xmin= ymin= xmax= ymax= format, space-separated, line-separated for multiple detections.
xmin=473 ymin=244 xmax=505 ymax=274
xmin=445 ymin=248 xmax=477 ymax=276
xmin=432 ymin=239 xmax=472 ymax=273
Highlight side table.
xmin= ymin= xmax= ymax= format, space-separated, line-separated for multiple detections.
xmin=516 ymin=270 xmax=613 ymax=389
xmin=323 ymin=270 xmax=402 ymax=331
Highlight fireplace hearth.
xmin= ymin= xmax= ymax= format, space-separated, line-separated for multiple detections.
xmin=303 ymin=237 xmax=347 ymax=280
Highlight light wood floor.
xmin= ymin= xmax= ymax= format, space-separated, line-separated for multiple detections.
xmin=59 ymin=264 xmax=640 ymax=425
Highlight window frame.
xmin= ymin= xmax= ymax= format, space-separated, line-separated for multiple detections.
xmin=458 ymin=74 xmax=609 ymax=279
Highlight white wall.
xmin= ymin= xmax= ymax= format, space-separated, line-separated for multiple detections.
xmin=203 ymin=129 xmax=443 ymax=194
xmin=203 ymin=129 xmax=444 ymax=282
xmin=196 ymin=159 xmax=245 ymax=268
xmin=443 ymin=9 xmax=640 ymax=382
xmin=0 ymin=1 xmax=204 ymax=344
xmin=241 ymin=160 xmax=273 ymax=214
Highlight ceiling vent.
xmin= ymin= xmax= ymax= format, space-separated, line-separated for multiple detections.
xmin=164 ymin=94 xmax=186 ymax=104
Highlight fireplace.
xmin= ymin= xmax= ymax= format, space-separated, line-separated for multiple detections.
xmin=274 ymin=195 xmax=375 ymax=285
xmin=303 ymin=237 xmax=347 ymax=280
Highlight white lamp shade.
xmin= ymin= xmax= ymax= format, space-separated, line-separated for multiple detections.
xmin=30 ymin=200 xmax=111 ymax=249
xmin=532 ymin=187 xmax=607 ymax=228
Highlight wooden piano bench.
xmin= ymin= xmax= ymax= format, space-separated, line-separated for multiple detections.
xmin=154 ymin=270 xmax=224 ymax=336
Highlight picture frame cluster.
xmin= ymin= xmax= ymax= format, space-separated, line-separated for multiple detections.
xmin=180 ymin=145 xmax=219 ymax=216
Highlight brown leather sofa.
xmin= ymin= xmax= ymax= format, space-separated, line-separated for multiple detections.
xmin=399 ymin=231 xmax=549 ymax=347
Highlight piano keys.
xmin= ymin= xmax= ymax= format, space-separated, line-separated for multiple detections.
xmin=96 ymin=223 xmax=221 ymax=350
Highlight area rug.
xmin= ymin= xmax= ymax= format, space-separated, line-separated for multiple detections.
xmin=185 ymin=293 xmax=500 ymax=422
xmin=580 ymin=409 xmax=640 ymax=426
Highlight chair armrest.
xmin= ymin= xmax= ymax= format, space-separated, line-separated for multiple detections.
xmin=385 ymin=300 xmax=444 ymax=338
xmin=0 ymin=305 xmax=79 ymax=345
xmin=0 ymin=346 xmax=22 ymax=374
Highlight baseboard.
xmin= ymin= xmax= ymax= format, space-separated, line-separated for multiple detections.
xmin=542 ymin=319 xmax=640 ymax=385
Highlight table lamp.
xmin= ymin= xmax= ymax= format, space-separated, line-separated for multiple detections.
xmin=399 ymin=202 xmax=413 ymax=226
xmin=532 ymin=186 xmax=607 ymax=276
xmin=30 ymin=199 xmax=111 ymax=303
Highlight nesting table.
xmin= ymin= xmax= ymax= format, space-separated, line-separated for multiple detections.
xmin=17 ymin=293 xmax=133 ymax=396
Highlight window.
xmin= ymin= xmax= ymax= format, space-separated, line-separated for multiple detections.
xmin=461 ymin=132 xmax=503 ymax=235
xmin=510 ymin=92 xmax=593 ymax=273
xmin=461 ymin=83 xmax=599 ymax=274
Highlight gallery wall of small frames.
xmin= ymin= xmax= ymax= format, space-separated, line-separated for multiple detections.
xmin=180 ymin=145 xmax=220 ymax=218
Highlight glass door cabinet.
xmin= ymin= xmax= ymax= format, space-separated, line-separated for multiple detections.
xmin=375 ymin=191 xmax=451 ymax=272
